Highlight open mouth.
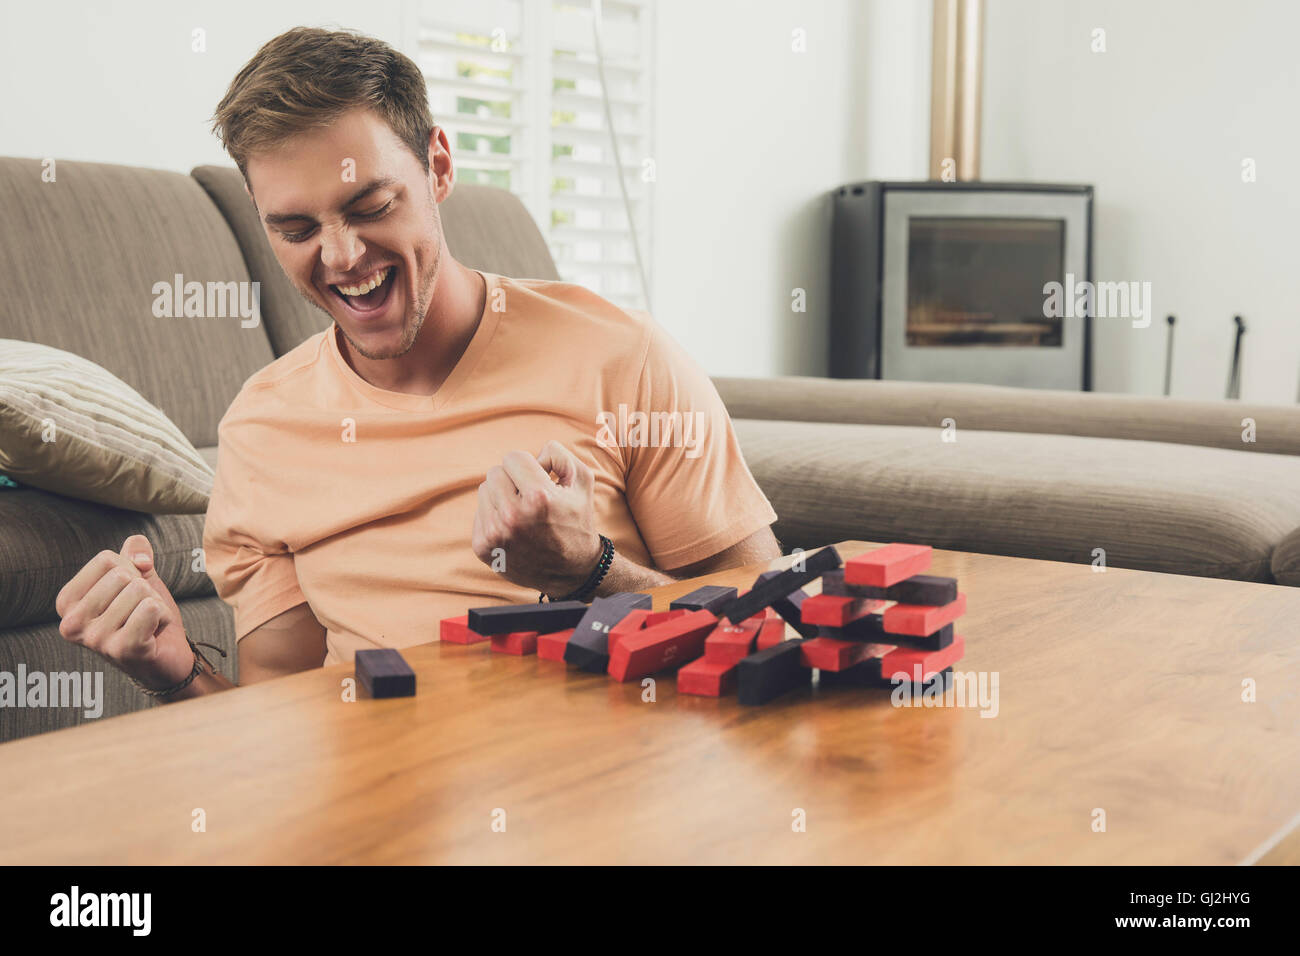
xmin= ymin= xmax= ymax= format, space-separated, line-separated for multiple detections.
xmin=329 ymin=265 xmax=397 ymax=318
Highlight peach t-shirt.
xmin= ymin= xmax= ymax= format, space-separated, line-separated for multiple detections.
xmin=202 ymin=272 xmax=777 ymax=664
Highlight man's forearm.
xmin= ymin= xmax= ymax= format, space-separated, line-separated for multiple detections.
xmin=592 ymin=552 xmax=678 ymax=597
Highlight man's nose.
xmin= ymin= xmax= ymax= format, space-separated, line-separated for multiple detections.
xmin=319 ymin=225 xmax=365 ymax=274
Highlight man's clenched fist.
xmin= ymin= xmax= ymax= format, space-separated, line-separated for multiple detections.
xmin=56 ymin=534 xmax=195 ymax=692
xmin=471 ymin=439 xmax=602 ymax=597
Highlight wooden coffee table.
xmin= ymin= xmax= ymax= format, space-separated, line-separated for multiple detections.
xmin=1 ymin=540 xmax=1298 ymax=864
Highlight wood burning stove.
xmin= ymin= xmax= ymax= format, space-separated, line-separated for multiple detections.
xmin=830 ymin=181 xmax=1094 ymax=390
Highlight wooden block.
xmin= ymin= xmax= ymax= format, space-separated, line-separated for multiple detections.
xmin=843 ymin=543 xmax=932 ymax=588
xmin=879 ymin=633 xmax=966 ymax=682
xmin=669 ymin=585 xmax=738 ymax=614
xmin=537 ymin=628 xmax=576 ymax=662
xmin=645 ymin=609 xmax=687 ymax=627
xmin=608 ymin=609 xmax=718 ymax=683
xmin=722 ymin=546 xmax=842 ymax=629
xmin=827 ymin=616 xmax=953 ymax=652
xmin=748 ymin=577 xmax=819 ymax=638
xmin=818 ymin=660 xmax=955 ymax=689
xmin=821 ymin=570 xmax=957 ymax=606
xmin=737 ymin=639 xmax=812 ymax=705
xmin=882 ymin=594 xmax=967 ymax=637
xmin=800 ymin=593 xmax=887 ymax=627
xmin=704 ymin=618 xmax=762 ymax=665
xmin=355 ymin=648 xmax=416 ymax=698
xmin=491 ymin=630 xmax=539 ymax=656
xmin=439 ymin=614 xmax=489 ymax=645
xmin=755 ymin=616 xmax=788 ymax=650
xmin=677 ymin=657 xmax=738 ymax=697
xmin=871 ymin=623 xmax=953 ymax=652
xmin=467 ymin=600 xmax=589 ymax=636
xmin=798 ymin=636 xmax=873 ymax=671
xmin=563 ymin=592 xmax=653 ymax=672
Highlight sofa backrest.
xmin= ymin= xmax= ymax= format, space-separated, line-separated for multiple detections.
xmin=2 ymin=156 xmax=562 ymax=449
xmin=0 ymin=157 xmax=276 ymax=448
xmin=713 ymin=375 xmax=1300 ymax=457
xmin=191 ymin=165 xmax=561 ymax=359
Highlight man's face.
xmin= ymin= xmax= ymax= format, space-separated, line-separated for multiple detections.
xmin=245 ymin=108 xmax=446 ymax=360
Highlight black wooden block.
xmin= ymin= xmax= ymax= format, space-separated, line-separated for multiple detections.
xmin=669 ymin=585 xmax=738 ymax=614
xmin=355 ymin=648 xmax=416 ymax=698
xmin=882 ymin=623 xmax=954 ymax=652
xmin=759 ymin=572 xmax=822 ymax=639
xmin=564 ymin=592 xmax=653 ymax=672
xmin=822 ymin=570 xmax=957 ymax=606
xmin=737 ymin=639 xmax=812 ymax=705
xmin=819 ymin=662 xmax=952 ymax=690
xmin=831 ymin=616 xmax=954 ymax=652
xmin=467 ymin=600 xmax=589 ymax=636
xmin=721 ymin=546 xmax=842 ymax=625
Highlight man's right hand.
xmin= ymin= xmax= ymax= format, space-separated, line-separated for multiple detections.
xmin=56 ymin=534 xmax=196 ymax=692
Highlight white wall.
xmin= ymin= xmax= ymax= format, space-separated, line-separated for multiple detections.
xmin=0 ymin=0 xmax=412 ymax=173
xmin=648 ymin=0 xmax=876 ymax=377
xmin=0 ymin=0 xmax=876 ymax=379
xmin=982 ymin=0 xmax=1300 ymax=402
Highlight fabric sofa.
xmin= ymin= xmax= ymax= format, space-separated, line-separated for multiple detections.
xmin=3 ymin=155 xmax=1300 ymax=743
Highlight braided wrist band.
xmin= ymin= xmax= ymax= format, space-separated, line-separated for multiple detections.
xmin=127 ymin=637 xmax=227 ymax=700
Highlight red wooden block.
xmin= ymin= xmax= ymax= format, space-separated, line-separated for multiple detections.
xmin=537 ymin=628 xmax=576 ymax=662
xmin=755 ymin=616 xmax=787 ymax=650
xmin=440 ymin=614 xmax=489 ymax=645
xmin=882 ymin=593 xmax=967 ymax=636
xmin=608 ymin=609 xmax=718 ymax=683
xmin=800 ymin=593 xmax=887 ymax=627
xmin=491 ymin=630 xmax=539 ymax=655
xmin=879 ymin=633 xmax=966 ymax=682
xmin=677 ymin=656 xmax=738 ymax=697
xmin=704 ymin=618 xmax=762 ymax=665
xmin=843 ymin=543 xmax=932 ymax=588
xmin=798 ymin=636 xmax=874 ymax=671
xmin=645 ymin=609 xmax=688 ymax=627
xmin=606 ymin=609 xmax=651 ymax=657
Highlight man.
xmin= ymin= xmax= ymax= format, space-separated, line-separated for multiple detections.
xmin=55 ymin=27 xmax=780 ymax=701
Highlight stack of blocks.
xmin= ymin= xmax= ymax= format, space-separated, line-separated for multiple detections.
xmin=422 ymin=543 xmax=967 ymax=708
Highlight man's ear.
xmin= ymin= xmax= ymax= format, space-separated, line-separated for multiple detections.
xmin=428 ymin=125 xmax=455 ymax=203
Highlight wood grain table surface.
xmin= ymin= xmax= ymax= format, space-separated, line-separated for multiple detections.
xmin=2 ymin=540 xmax=1299 ymax=865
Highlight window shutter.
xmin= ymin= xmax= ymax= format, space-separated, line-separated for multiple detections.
xmin=417 ymin=0 xmax=654 ymax=311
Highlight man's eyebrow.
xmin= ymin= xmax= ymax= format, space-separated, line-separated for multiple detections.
xmin=263 ymin=177 xmax=400 ymax=227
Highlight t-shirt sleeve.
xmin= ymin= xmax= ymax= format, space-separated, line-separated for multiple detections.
xmin=620 ymin=317 xmax=777 ymax=570
xmin=201 ymin=397 xmax=310 ymax=641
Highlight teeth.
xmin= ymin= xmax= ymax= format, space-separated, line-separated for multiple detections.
xmin=336 ymin=267 xmax=390 ymax=297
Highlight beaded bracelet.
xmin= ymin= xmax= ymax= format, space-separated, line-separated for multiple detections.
xmin=539 ymin=533 xmax=614 ymax=604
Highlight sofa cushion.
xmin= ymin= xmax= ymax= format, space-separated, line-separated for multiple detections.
xmin=0 ymin=157 xmax=276 ymax=447
xmin=192 ymin=166 xmax=561 ymax=357
xmin=733 ymin=418 xmax=1300 ymax=582
xmin=0 ymin=486 xmax=215 ymax=629
xmin=714 ymin=376 xmax=1300 ymax=457
xmin=1 ymin=339 xmax=213 ymax=514
xmin=0 ymin=595 xmax=236 ymax=742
